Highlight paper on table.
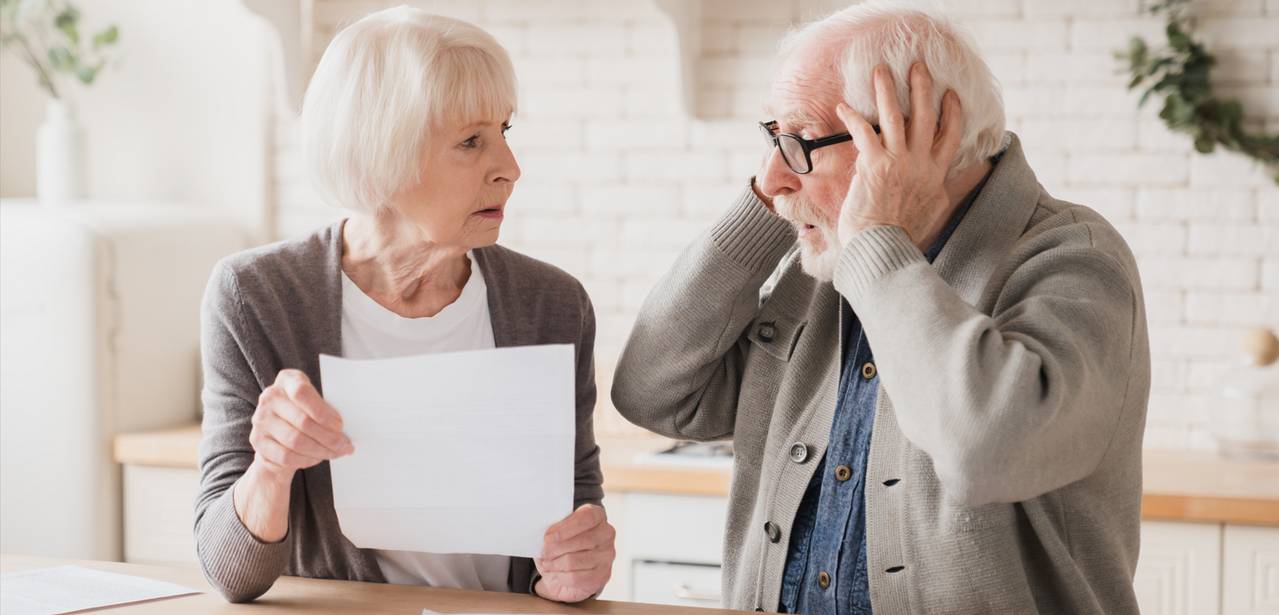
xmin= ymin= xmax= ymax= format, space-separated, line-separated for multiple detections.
xmin=0 ymin=565 xmax=198 ymax=615
xmin=321 ymin=344 xmax=575 ymax=559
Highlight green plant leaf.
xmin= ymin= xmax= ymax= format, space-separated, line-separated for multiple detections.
xmin=55 ymin=7 xmax=81 ymax=45
xmin=92 ymin=24 xmax=117 ymax=48
xmin=1219 ymin=100 xmax=1242 ymax=125
xmin=1128 ymin=36 xmax=1147 ymax=55
xmin=47 ymin=46 xmax=73 ymax=71
xmin=1167 ymin=23 xmax=1191 ymax=51
xmin=76 ymin=63 xmax=97 ymax=84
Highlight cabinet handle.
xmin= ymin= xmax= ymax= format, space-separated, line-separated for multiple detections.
xmin=673 ymin=583 xmax=721 ymax=603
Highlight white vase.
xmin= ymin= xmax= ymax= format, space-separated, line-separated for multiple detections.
xmin=36 ymin=100 xmax=86 ymax=205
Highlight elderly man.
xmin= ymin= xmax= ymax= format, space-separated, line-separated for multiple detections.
xmin=612 ymin=3 xmax=1149 ymax=614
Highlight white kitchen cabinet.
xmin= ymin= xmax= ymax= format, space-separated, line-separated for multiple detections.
xmin=1222 ymin=524 xmax=1279 ymax=615
xmin=632 ymin=560 xmax=723 ymax=607
xmin=122 ymin=466 xmax=200 ymax=565
xmin=602 ymin=492 xmax=728 ymax=606
xmin=623 ymin=493 xmax=726 ymax=565
xmin=1134 ymin=521 xmax=1222 ymax=615
xmin=598 ymin=491 xmax=629 ymax=601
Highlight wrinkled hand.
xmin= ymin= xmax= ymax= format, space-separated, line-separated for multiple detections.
xmin=835 ymin=62 xmax=964 ymax=248
xmin=533 ymin=504 xmax=615 ymax=603
xmin=249 ymin=369 xmax=354 ymax=482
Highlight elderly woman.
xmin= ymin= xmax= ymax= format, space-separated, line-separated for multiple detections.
xmin=194 ymin=8 xmax=613 ymax=604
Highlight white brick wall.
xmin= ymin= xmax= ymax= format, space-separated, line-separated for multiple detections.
xmin=277 ymin=0 xmax=1279 ymax=447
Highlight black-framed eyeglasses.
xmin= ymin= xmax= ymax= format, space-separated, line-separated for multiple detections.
xmin=758 ymin=120 xmax=877 ymax=174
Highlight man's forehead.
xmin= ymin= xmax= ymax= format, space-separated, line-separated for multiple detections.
xmin=764 ymin=99 xmax=830 ymax=133
xmin=765 ymin=64 xmax=842 ymax=131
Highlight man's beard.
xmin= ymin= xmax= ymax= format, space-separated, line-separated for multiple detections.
xmin=775 ymin=193 xmax=840 ymax=282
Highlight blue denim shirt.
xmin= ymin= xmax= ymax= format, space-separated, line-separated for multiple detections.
xmin=778 ymin=176 xmax=989 ymax=614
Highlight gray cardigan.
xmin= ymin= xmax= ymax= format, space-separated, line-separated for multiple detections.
xmin=194 ymin=220 xmax=604 ymax=602
xmin=613 ymin=134 xmax=1150 ymax=614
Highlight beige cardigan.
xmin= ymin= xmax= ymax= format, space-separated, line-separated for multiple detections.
xmin=613 ymin=133 xmax=1150 ymax=614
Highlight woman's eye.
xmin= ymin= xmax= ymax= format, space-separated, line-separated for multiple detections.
xmin=461 ymin=134 xmax=481 ymax=149
xmin=501 ymin=124 xmax=512 ymax=138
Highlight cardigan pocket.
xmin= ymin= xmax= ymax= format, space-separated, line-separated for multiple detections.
xmin=745 ymin=316 xmax=806 ymax=362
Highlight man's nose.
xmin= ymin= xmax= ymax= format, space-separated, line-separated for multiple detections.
xmin=757 ymin=146 xmax=799 ymax=199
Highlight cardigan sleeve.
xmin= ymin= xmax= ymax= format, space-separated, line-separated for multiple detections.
xmin=193 ymin=259 xmax=292 ymax=602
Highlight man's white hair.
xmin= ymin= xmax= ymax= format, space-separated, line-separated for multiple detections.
xmin=781 ymin=0 xmax=1006 ymax=172
xmin=301 ymin=6 xmax=517 ymax=212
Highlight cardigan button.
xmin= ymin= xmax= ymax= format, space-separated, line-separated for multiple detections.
xmin=757 ymin=321 xmax=776 ymax=342
xmin=789 ymin=442 xmax=809 ymax=463
xmin=764 ymin=521 xmax=781 ymax=543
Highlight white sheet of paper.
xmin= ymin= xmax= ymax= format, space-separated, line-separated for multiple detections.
xmin=0 ymin=565 xmax=198 ymax=615
xmin=321 ymin=344 xmax=575 ymax=558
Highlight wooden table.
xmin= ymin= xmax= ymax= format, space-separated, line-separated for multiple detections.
xmin=1 ymin=554 xmax=748 ymax=614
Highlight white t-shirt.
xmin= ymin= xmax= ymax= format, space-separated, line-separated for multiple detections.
xmin=340 ymin=253 xmax=511 ymax=591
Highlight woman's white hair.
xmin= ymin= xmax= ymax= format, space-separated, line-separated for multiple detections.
xmin=301 ymin=6 xmax=517 ymax=212
xmin=781 ymin=0 xmax=1005 ymax=173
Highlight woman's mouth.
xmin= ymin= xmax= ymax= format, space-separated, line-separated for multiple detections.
xmin=474 ymin=206 xmax=504 ymax=220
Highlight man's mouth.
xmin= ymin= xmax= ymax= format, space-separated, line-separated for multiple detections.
xmin=797 ymin=222 xmax=818 ymax=238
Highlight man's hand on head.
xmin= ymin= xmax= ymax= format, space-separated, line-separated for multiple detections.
xmin=835 ymin=62 xmax=964 ymax=248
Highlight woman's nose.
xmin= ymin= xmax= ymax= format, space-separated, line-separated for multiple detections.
xmin=491 ymin=140 xmax=521 ymax=184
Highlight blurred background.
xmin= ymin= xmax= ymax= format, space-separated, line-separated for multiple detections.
xmin=1 ymin=0 xmax=1276 ymax=612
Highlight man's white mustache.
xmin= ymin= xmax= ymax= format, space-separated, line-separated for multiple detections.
xmin=775 ymin=195 xmax=832 ymax=229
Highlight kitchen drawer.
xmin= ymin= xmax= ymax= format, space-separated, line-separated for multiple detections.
xmin=623 ymin=493 xmax=727 ymax=565
xmin=123 ymin=466 xmax=200 ymax=565
xmin=632 ymin=560 xmax=723 ymax=608
xmin=1222 ymin=524 xmax=1279 ymax=615
xmin=1134 ymin=521 xmax=1222 ymax=615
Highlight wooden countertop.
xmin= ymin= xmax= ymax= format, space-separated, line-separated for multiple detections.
xmin=115 ymin=424 xmax=1279 ymax=526
xmin=0 ymin=554 xmax=749 ymax=614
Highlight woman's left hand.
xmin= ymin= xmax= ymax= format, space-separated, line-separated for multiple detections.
xmin=533 ymin=503 xmax=616 ymax=603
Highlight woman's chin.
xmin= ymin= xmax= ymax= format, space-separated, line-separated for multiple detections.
xmin=467 ymin=227 xmax=502 ymax=248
